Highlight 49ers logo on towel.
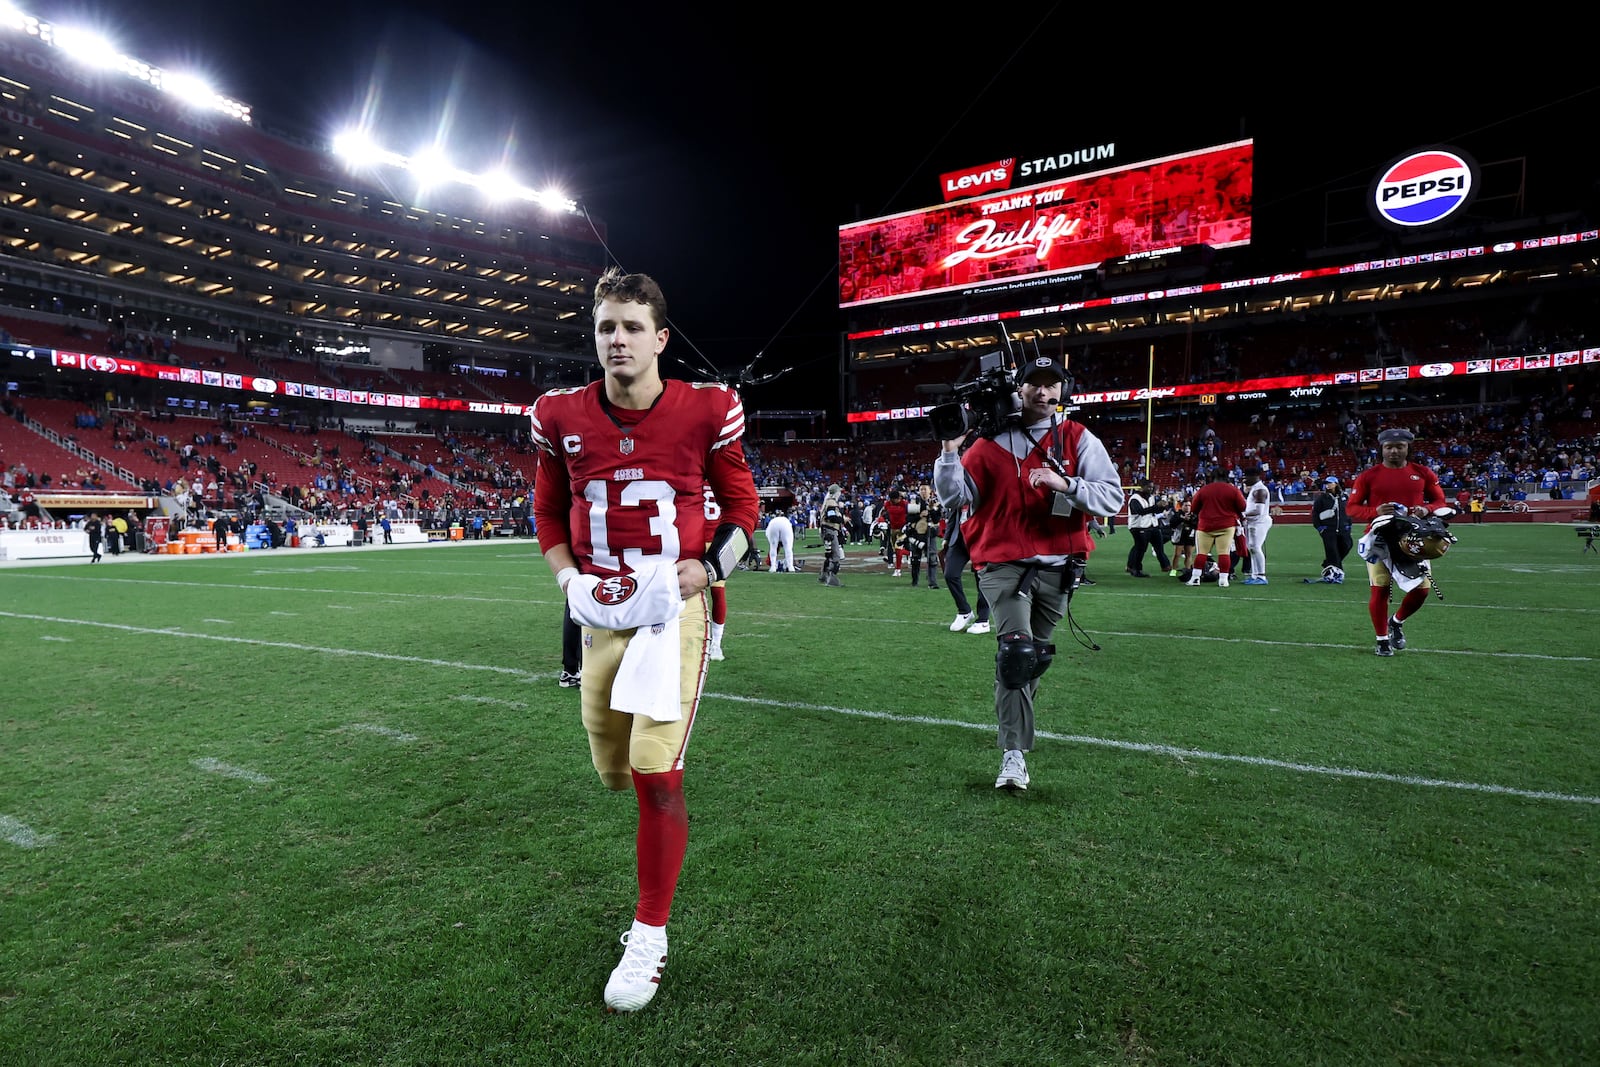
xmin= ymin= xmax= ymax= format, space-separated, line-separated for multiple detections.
xmin=592 ymin=575 xmax=639 ymax=605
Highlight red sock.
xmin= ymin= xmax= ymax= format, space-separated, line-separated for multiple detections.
xmin=1217 ymin=554 xmax=1232 ymax=573
xmin=709 ymin=584 xmax=727 ymax=625
xmin=632 ymin=768 xmax=687 ymax=927
xmin=1193 ymin=554 xmax=1209 ymax=572
xmin=895 ymin=548 xmax=907 ymax=569
xmin=1368 ymin=587 xmax=1390 ymax=635
xmin=1396 ymin=587 xmax=1428 ymax=621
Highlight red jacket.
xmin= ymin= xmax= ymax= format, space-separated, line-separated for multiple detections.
xmin=958 ymin=422 xmax=1096 ymax=567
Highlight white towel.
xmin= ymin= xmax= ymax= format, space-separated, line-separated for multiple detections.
xmin=611 ymin=615 xmax=682 ymax=722
xmin=567 ymin=565 xmax=684 ymax=630
xmin=567 ymin=564 xmax=685 ymax=722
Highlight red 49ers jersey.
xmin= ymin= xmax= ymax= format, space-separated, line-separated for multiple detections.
xmin=530 ymin=380 xmax=759 ymax=577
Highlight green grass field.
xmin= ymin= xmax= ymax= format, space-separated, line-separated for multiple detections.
xmin=2 ymin=522 xmax=1597 ymax=1066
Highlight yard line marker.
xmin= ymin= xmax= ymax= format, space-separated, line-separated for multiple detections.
xmin=193 ymin=758 xmax=272 ymax=784
xmin=707 ymin=694 xmax=1600 ymax=807
xmin=0 ymin=612 xmax=549 ymax=679
xmin=40 ymin=635 xmax=71 ymax=642
xmin=1 ymin=611 xmax=1589 ymax=805
xmin=1 ymin=814 xmax=55 ymax=849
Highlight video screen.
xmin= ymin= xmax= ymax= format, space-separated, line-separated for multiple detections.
xmin=839 ymin=140 xmax=1253 ymax=309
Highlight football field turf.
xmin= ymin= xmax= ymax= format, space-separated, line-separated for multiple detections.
xmin=3 ymin=523 xmax=1597 ymax=1065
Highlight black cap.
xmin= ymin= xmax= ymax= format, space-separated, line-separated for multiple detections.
xmin=1017 ymin=354 xmax=1068 ymax=386
xmin=1377 ymin=427 xmax=1415 ymax=445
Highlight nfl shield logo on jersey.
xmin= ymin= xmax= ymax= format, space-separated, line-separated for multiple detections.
xmin=620 ymin=436 xmax=635 ymax=456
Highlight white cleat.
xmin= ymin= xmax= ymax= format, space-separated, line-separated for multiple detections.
xmin=949 ymin=612 xmax=975 ymax=632
xmin=604 ymin=926 xmax=668 ymax=1012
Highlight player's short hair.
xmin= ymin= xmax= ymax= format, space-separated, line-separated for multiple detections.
xmin=592 ymin=266 xmax=668 ymax=331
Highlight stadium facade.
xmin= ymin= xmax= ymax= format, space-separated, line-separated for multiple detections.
xmin=0 ymin=11 xmax=606 ymax=427
xmin=836 ymin=132 xmax=1600 ymax=438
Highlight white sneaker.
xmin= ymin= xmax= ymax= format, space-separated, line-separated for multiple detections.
xmin=967 ymin=620 xmax=991 ymax=635
xmin=949 ymin=612 xmax=974 ymax=632
xmin=708 ymin=642 xmax=724 ymax=662
xmin=1218 ymin=572 xmax=1230 ymax=588
xmin=1185 ymin=573 xmax=1202 ymax=586
xmin=604 ymin=925 xmax=668 ymax=1012
xmin=995 ymin=749 xmax=1029 ymax=790
xmin=892 ymin=568 xmax=902 ymax=577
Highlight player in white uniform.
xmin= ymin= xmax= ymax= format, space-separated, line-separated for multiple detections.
xmin=1242 ymin=468 xmax=1274 ymax=585
xmin=763 ymin=504 xmax=795 ymax=572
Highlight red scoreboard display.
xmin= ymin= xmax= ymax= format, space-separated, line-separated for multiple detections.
xmin=839 ymin=140 xmax=1254 ymax=309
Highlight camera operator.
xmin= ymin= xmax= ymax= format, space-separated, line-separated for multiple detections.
xmin=903 ymin=483 xmax=942 ymax=589
xmin=817 ymin=484 xmax=847 ymax=587
xmin=933 ymin=354 xmax=1124 ymax=791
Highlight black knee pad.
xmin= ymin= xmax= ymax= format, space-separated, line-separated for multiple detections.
xmin=995 ymin=630 xmax=1055 ymax=689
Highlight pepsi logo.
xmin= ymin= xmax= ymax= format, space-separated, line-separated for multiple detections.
xmin=1372 ymin=149 xmax=1475 ymax=228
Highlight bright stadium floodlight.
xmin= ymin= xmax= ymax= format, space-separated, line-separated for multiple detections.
xmin=328 ymin=125 xmax=580 ymax=213
xmin=530 ymin=186 xmax=577 ymax=213
xmin=407 ymin=146 xmax=454 ymax=193
xmin=7 ymin=7 xmax=253 ymax=123
xmin=479 ymin=168 xmax=525 ymax=204
xmin=48 ymin=23 xmax=120 ymax=69
xmin=160 ymin=71 xmax=219 ymax=110
xmin=332 ymin=128 xmax=405 ymax=170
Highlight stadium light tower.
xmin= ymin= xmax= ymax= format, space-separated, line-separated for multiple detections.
xmin=331 ymin=124 xmax=578 ymax=214
xmin=0 ymin=4 xmax=253 ymax=122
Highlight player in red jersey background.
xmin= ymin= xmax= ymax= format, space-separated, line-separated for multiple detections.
xmin=530 ymin=266 xmax=758 ymax=1012
xmin=1347 ymin=427 xmax=1453 ymax=656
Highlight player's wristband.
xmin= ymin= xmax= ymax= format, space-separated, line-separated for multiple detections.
xmin=700 ymin=558 xmax=718 ymax=588
xmin=555 ymin=566 xmax=578 ymax=592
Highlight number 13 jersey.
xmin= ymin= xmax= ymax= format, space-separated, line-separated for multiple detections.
xmin=530 ymin=380 xmax=759 ymax=578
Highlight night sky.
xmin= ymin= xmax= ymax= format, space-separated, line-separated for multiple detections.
xmin=42 ymin=3 xmax=1600 ymax=418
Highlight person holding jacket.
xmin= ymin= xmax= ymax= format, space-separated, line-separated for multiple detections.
xmin=1346 ymin=427 xmax=1453 ymax=656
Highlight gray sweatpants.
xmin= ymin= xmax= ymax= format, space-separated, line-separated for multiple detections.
xmin=976 ymin=561 xmax=1072 ymax=753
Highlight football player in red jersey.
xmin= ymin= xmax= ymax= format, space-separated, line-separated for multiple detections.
xmin=530 ymin=266 xmax=758 ymax=1012
xmin=1347 ymin=427 xmax=1454 ymax=656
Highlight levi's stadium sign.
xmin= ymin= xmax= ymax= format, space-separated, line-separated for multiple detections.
xmin=844 ymin=140 xmax=1254 ymax=310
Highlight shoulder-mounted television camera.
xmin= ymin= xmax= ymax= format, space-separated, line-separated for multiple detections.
xmin=926 ymin=325 xmax=1075 ymax=442
xmin=926 ymin=349 xmax=1022 ymax=441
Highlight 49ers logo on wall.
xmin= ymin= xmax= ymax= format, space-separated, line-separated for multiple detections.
xmin=591 ymin=575 xmax=639 ymax=605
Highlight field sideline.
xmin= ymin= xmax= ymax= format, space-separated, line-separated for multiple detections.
xmin=2 ymin=524 xmax=1597 ymax=1064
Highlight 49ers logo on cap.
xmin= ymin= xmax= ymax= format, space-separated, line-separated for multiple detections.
xmin=591 ymin=575 xmax=638 ymax=605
